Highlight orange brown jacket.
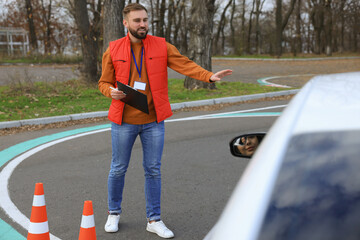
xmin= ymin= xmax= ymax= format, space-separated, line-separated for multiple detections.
xmin=98 ymin=34 xmax=214 ymax=125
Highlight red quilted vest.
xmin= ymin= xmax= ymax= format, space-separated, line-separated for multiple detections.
xmin=108 ymin=34 xmax=172 ymax=125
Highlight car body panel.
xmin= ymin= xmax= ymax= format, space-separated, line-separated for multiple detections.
xmin=204 ymin=72 xmax=360 ymax=240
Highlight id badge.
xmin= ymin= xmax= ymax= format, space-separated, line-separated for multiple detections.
xmin=134 ymin=81 xmax=146 ymax=91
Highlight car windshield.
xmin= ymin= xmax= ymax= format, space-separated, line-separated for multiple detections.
xmin=257 ymin=130 xmax=360 ymax=240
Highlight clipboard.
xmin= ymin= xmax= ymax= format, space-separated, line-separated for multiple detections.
xmin=117 ymin=81 xmax=149 ymax=114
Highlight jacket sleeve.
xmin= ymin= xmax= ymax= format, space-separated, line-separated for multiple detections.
xmin=98 ymin=47 xmax=115 ymax=98
xmin=166 ymin=42 xmax=213 ymax=82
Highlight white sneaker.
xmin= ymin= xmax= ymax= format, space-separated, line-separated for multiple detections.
xmin=146 ymin=220 xmax=174 ymax=238
xmin=104 ymin=214 xmax=120 ymax=233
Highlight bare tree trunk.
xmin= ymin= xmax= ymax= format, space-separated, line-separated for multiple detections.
xmin=150 ymin=0 xmax=155 ymax=35
xmin=255 ymin=0 xmax=265 ymax=55
xmin=158 ymin=0 xmax=166 ymax=37
xmin=154 ymin=0 xmax=165 ymax=37
xmin=324 ymin=0 xmax=332 ymax=56
xmin=230 ymin=0 xmax=236 ymax=54
xmin=350 ymin=0 xmax=359 ymax=52
xmin=255 ymin=0 xmax=260 ymax=55
xmin=247 ymin=0 xmax=255 ymax=54
xmin=307 ymin=19 xmax=311 ymax=53
xmin=180 ymin=4 xmax=188 ymax=54
xmin=166 ymin=0 xmax=174 ymax=42
xmin=339 ymin=0 xmax=345 ymax=53
xmin=241 ymin=0 xmax=246 ymax=55
xmin=310 ymin=0 xmax=325 ymax=54
xmin=295 ymin=0 xmax=302 ymax=56
xmin=40 ymin=0 xmax=52 ymax=54
xmin=103 ymin=0 xmax=125 ymax=53
xmin=184 ymin=0 xmax=215 ymax=90
xmin=276 ymin=0 xmax=282 ymax=56
xmin=172 ymin=0 xmax=187 ymax=51
xmin=87 ymin=0 xmax=103 ymax=55
xmin=74 ymin=0 xmax=99 ymax=83
xmin=25 ymin=0 xmax=38 ymax=54
xmin=172 ymin=0 xmax=183 ymax=47
xmin=221 ymin=23 xmax=226 ymax=54
xmin=214 ymin=0 xmax=232 ymax=55
xmin=275 ymin=0 xmax=296 ymax=57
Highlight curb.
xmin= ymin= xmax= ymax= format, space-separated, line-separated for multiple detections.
xmin=0 ymin=90 xmax=299 ymax=129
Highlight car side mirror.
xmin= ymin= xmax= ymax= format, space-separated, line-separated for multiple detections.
xmin=229 ymin=133 xmax=266 ymax=158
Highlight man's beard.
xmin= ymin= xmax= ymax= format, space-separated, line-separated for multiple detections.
xmin=129 ymin=27 xmax=148 ymax=40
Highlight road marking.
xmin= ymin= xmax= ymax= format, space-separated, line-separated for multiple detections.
xmin=0 ymin=125 xmax=110 ymax=240
xmin=0 ymin=106 xmax=285 ymax=239
xmin=0 ymin=218 xmax=26 ymax=240
xmin=167 ymin=105 xmax=284 ymax=122
xmin=257 ymin=74 xmax=315 ymax=88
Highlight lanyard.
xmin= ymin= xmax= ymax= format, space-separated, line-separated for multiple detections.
xmin=131 ymin=47 xmax=144 ymax=80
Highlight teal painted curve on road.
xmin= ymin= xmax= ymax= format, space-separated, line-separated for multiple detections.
xmin=0 ymin=124 xmax=111 ymax=168
xmin=0 ymin=123 xmax=111 ymax=239
xmin=0 ymin=218 xmax=26 ymax=240
xmin=257 ymin=77 xmax=270 ymax=86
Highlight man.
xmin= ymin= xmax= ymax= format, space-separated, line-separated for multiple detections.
xmin=98 ymin=3 xmax=232 ymax=239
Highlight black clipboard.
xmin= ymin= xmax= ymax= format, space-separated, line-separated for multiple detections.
xmin=117 ymin=81 xmax=149 ymax=114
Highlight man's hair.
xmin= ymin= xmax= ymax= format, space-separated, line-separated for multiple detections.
xmin=123 ymin=3 xmax=148 ymax=19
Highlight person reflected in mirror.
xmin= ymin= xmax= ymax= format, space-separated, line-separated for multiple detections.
xmin=234 ymin=135 xmax=261 ymax=157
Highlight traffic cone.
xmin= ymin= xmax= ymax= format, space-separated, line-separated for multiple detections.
xmin=27 ymin=183 xmax=50 ymax=240
xmin=79 ymin=200 xmax=96 ymax=240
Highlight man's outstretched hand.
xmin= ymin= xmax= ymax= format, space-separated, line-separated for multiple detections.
xmin=209 ymin=69 xmax=233 ymax=82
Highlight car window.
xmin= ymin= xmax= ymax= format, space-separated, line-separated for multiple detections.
xmin=257 ymin=130 xmax=360 ymax=240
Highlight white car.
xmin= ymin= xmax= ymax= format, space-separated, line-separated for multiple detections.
xmin=205 ymin=71 xmax=360 ymax=240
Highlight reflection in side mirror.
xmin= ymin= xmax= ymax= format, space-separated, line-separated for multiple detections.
xmin=229 ymin=133 xmax=266 ymax=158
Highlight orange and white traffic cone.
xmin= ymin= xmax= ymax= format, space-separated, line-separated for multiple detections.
xmin=79 ymin=200 xmax=96 ymax=240
xmin=27 ymin=183 xmax=50 ymax=240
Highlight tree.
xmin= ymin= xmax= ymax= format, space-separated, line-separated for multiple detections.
xmin=179 ymin=0 xmax=188 ymax=53
xmin=240 ymin=0 xmax=246 ymax=54
xmin=255 ymin=0 xmax=266 ymax=55
xmin=294 ymin=0 xmax=302 ymax=56
xmin=165 ymin=0 xmax=174 ymax=42
xmin=247 ymin=0 xmax=255 ymax=54
xmin=40 ymin=0 xmax=52 ymax=54
xmin=103 ymin=0 xmax=125 ymax=53
xmin=73 ymin=0 xmax=101 ymax=83
xmin=184 ymin=0 xmax=216 ymax=90
xmin=2 ymin=0 xmax=359 ymax=60
xmin=171 ymin=0 xmax=184 ymax=48
xmin=229 ymin=0 xmax=236 ymax=54
xmin=152 ymin=0 xmax=166 ymax=37
xmin=310 ymin=0 xmax=325 ymax=54
xmin=158 ymin=0 xmax=166 ymax=37
xmin=214 ymin=0 xmax=232 ymax=55
xmin=348 ymin=0 xmax=359 ymax=52
xmin=338 ymin=0 xmax=346 ymax=53
xmin=25 ymin=0 xmax=38 ymax=53
xmin=275 ymin=0 xmax=297 ymax=57
xmin=324 ymin=0 xmax=332 ymax=56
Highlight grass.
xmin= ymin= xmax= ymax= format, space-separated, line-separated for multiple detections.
xmin=0 ymin=79 xmax=287 ymax=122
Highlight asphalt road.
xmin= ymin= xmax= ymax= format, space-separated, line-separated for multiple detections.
xmin=1 ymin=57 xmax=359 ymax=239
xmin=0 ymin=99 xmax=288 ymax=240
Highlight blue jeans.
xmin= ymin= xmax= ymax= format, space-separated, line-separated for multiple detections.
xmin=108 ymin=121 xmax=165 ymax=221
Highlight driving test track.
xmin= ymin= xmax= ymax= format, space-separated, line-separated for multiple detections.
xmin=0 ymin=104 xmax=286 ymax=240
